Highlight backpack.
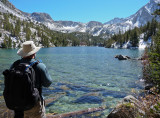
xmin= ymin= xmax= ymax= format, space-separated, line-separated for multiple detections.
xmin=2 ymin=60 xmax=41 ymax=111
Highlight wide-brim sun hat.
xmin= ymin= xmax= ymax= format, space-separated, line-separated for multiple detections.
xmin=17 ymin=41 xmax=41 ymax=57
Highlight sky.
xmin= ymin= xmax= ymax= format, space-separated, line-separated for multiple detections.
xmin=9 ymin=0 xmax=149 ymax=23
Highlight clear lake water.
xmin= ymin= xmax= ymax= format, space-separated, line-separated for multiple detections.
xmin=0 ymin=47 xmax=145 ymax=117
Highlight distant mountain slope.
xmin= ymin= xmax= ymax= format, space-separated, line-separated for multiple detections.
xmin=0 ymin=0 xmax=26 ymax=19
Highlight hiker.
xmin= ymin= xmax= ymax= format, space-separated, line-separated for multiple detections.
xmin=9 ymin=41 xmax=52 ymax=118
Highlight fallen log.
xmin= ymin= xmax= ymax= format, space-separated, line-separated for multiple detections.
xmin=47 ymin=106 xmax=106 ymax=118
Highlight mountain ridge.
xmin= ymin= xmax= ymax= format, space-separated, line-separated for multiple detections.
xmin=0 ymin=0 xmax=159 ymax=36
xmin=39 ymin=0 xmax=159 ymax=36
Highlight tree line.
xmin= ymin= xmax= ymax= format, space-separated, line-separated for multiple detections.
xmin=143 ymin=7 xmax=160 ymax=91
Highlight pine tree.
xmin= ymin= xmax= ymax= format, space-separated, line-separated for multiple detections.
xmin=13 ymin=41 xmax=16 ymax=48
xmin=3 ymin=14 xmax=12 ymax=32
xmin=8 ymin=36 xmax=12 ymax=48
xmin=25 ymin=23 xmax=31 ymax=41
xmin=3 ymin=35 xmax=9 ymax=48
xmin=2 ymin=0 xmax=7 ymax=4
xmin=14 ymin=19 xmax=21 ymax=36
xmin=131 ymin=28 xmax=139 ymax=47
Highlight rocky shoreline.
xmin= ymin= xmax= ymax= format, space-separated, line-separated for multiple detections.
xmin=110 ymin=54 xmax=160 ymax=118
xmin=107 ymin=88 xmax=160 ymax=118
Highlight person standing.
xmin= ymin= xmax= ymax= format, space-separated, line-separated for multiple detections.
xmin=10 ymin=41 xmax=52 ymax=118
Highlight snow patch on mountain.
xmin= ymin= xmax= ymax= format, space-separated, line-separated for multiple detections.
xmin=139 ymin=34 xmax=152 ymax=49
xmin=111 ymin=33 xmax=152 ymax=49
xmin=122 ymin=41 xmax=132 ymax=49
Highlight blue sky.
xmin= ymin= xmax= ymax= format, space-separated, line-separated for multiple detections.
xmin=9 ymin=0 xmax=149 ymax=23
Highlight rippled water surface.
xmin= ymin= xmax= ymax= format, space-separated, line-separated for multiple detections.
xmin=0 ymin=47 xmax=144 ymax=117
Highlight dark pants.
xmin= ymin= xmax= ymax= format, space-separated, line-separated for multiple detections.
xmin=14 ymin=110 xmax=24 ymax=118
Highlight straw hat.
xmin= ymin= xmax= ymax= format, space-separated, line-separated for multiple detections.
xmin=17 ymin=41 xmax=41 ymax=57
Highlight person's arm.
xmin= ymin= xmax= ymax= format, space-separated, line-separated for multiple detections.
xmin=38 ymin=63 xmax=52 ymax=87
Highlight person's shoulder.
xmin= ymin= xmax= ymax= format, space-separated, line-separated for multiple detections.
xmin=37 ymin=63 xmax=46 ymax=68
xmin=36 ymin=60 xmax=46 ymax=70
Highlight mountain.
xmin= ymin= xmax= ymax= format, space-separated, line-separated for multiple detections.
xmin=123 ymin=0 xmax=159 ymax=27
xmin=33 ymin=0 xmax=159 ymax=36
xmin=0 ymin=0 xmax=159 ymax=37
xmin=103 ymin=0 xmax=160 ymax=33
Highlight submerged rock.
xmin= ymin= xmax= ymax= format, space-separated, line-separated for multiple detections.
xmin=102 ymin=90 xmax=127 ymax=98
xmin=73 ymin=95 xmax=103 ymax=104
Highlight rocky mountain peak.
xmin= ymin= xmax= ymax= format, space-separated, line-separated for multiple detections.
xmin=104 ymin=18 xmax=126 ymax=25
xmin=55 ymin=21 xmax=82 ymax=27
xmin=30 ymin=12 xmax=54 ymax=23
xmin=0 ymin=0 xmax=13 ymax=9
xmin=87 ymin=21 xmax=103 ymax=27
xmin=151 ymin=0 xmax=160 ymax=3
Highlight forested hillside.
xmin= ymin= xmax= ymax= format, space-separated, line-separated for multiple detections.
xmin=104 ymin=18 xmax=158 ymax=48
xmin=0 ymin=12 xmax=103 ymax=48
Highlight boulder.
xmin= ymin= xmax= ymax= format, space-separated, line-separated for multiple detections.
xmin=115 ymin=55 xmax=131 ymax=60
xmin=144 ymin=83 xmax=154 ymax=90
xmin=107 ymin=95 xmax=145 ymax=118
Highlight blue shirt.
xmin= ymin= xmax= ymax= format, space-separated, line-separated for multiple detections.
xmin=10 ymin=58 xmax=52 ymax=88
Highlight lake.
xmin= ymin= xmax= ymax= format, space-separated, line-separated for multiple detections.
xmin=0 ymin=47 xmax=144 ymax=117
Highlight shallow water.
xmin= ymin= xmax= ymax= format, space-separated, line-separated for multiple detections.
xmin=0 ymin=47 xmax=144 ymax=117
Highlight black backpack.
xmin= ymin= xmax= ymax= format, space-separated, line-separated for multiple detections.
xmin=2 ymin=60 xmax=41 ymax=111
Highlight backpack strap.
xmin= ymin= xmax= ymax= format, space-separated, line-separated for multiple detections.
xmin=25 ymin=60 xmax=38 ymax=71
xmin=32 ymin=60 xmax=44 ymax=104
